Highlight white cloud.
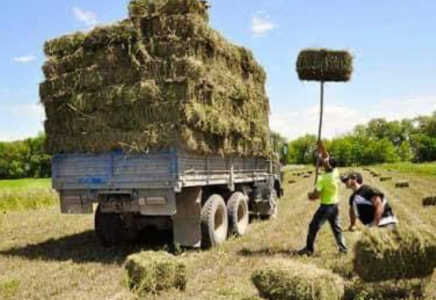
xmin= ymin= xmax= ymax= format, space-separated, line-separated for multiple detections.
xmin=72 ymin=7 xmax=99 ymax=27
xmin=13 ymin=55 xmax=36 ymax=64
xmin=251 ymin=13 xmax=276 ymax=37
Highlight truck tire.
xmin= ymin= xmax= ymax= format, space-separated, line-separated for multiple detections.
xmin=227 ymin=192 xmax=249 ymax=236
xmin=201 ymin=194 xmax=228 ymax=248
xmin=260 ymin=189 xmax=278 ymax=220
xmin=95 ymin=205 xmax=139 ymax=246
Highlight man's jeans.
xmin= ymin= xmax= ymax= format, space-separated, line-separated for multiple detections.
xmin=306 ymin=204 xmax=347 ymax=252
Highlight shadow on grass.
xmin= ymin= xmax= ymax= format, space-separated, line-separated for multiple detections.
xmin=0 ymin=229 xmax=173 ymax=265
xmin=238 ymin=247 xmax=298 ymax=257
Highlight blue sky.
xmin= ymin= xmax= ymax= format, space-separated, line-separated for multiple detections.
xmin=1 ymin=0 xmax=435 ymax=141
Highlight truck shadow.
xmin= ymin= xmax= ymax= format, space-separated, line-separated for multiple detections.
xmin=0 ymin=229 xmax=174 ymax=265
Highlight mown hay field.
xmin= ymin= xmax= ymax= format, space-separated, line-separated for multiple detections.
xmin=0 ymin=167 xmax=435 ymax=300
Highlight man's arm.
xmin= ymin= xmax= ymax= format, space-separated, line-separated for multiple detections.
xmin=349 ymin=206 xmax=357 ymax=231
xmin=371 ymin=196 xmax=384 ymax=226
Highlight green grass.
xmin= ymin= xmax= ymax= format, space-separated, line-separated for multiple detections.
xmin=0 ymin=178 xmax=51 ymax=191
xmin=378 ymin=162 xmax=436 ymax=177
xmin=0 ymin=178 xmax=58 ymax=213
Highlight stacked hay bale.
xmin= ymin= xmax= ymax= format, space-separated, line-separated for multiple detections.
xmin=41 ymin=0 xmax=270 ymax=157
xmin=353 ymin=227 xmax=436 ymax=282
xmin=251 ymin=260 xmax=344 ymax=300
xmin=125 ymin=251 xmax=186 ymax=294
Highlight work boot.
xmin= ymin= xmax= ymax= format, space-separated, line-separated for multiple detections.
xmin=297 ymin=247 xmax=314 ymax=256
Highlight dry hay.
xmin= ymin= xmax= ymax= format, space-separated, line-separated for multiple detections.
xmin=395 ymin=180 xmax=410 ymax=188
xmin=424 ymin=269 xmax=436 ymax=300
xmin=379 ymin=176 xmax=392 ymax=182
xmin=353 ymin=227 xmax=436 ymax=282
xmin=288 ymin=180 xmax=296 ymax=184
xmin=125 ymin=251 xmax=186 ymax=295
xmin=303 ymin=174 xmax=311 ymax=178
xmin=344 ymin=278 xmax=425 ymax=300
xmin=251 ymin=259 xmax=344 ymax=300
xmin=422 ymin=196 xmax=436 ymax=207
xmin=296 ymin=49 xmax=353 ymax=82
xmin=41 ymin=0 xmax=270 ymax=157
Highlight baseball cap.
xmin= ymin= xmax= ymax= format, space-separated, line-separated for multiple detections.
xmin=340 ymin=172 xmax=363 ymax=184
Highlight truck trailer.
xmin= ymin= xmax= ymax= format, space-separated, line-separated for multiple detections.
xmin=52 ymin=149 xmax=282 ymax=248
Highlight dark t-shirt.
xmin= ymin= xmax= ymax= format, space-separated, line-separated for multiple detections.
xmin=349 ymin=185 xmax=395 ymax=225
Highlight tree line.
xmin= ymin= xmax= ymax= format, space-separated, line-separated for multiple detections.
xmin=1 ymin=111 xmax=435 ymax=179
xmin=0 ymin=134 xmax=51 ymax=179
xmin=272 ymin=111 xmax=436 ymax=166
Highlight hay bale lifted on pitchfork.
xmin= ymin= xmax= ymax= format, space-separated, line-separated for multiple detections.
xmin=125 ymin=251 xmax=187 ymax=294
xmin=297 ymin=49 xmax=353 ymax=82
xmin=395 ymin=180 xmax=410 ymax=188
xmin=423 ymin=196 xmax=436 ymax=207
xmin=251 ymin=259 xmax=344 ymax=300
xmin=296 ymin=48 xmax=353 ymax=183
xmin=353 ymin=227 xmax=436 ymax=282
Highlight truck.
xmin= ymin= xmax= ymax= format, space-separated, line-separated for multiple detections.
xmin=52 ymin=148 xmax=283 ymax=248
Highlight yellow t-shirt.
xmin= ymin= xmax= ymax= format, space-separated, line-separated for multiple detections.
xmin=316 ymin=168 xmax=340 ymax=205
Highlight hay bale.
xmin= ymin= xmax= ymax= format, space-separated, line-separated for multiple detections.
xmin=251 ymin=260 xmax=344 ymax=300
xmin=344 ymin=278 xmax=425 ymax=300
xmin=353 ymin=227 xmax=436 ymax=282
xmin=303 ymin=174 xmax=310 ymax=178
xmin=44 ymin=32 xmax=86 ymax=58
xmin=379 ymin=176 xmax=392 ymax=182
xmin=395 ymin=180 xmax=409 ymax=188
xmin=424 ymin=269 xmax=436 ymax=300
xmin=288 ymin=180 xmax=296 ymax=184
xmin=296 ymin=49 xmax=353 ymax=82
xmin=125 ymin=251 xmax=187 ymax=294
xmin=423 ymin=196 xmax=436 ymax=207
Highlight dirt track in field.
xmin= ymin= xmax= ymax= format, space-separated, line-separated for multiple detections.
xmin=0 ymin=168 xmax=435 ymax=300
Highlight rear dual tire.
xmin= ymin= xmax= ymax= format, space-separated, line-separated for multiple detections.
xmin=201 ymin=194 xmax=228 ymax=248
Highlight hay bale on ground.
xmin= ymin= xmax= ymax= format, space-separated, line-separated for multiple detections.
xmin=296 ymin=49 xmax=353 ymax=82
xmin=380 ymin=176 xmax=392 ymax=182
xmin=303 ymin=174 xmax=310 ymax=178
xmin=251 ymin=259 xmax=344 ymax=300
xmin=395 ymin=180 xmax=409 ymax=188
xmin=344 ymin=278 xmax=425 ymax=300
xmin=424 ymin=269 xmax=436 ymax=300
xmin=423 ymin=196 xmax=436 ymax=207
xmin=353 ymin=227 xmax=436 ymax=282
xmin=125 ymin=251 xmax=187 ymax=294
xmin=288 ymin=180 xmax=296 ymax=184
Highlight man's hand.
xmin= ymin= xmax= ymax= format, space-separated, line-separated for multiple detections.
xmin=308 ymin=190 xmax=319 ymax=201
xmin=348 ymin=225 xmax=356 ymax=232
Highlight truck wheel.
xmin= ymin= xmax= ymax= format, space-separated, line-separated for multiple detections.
xmin=227 ymin=192 xmax=249 ymax=236
xmin=95 ymin=205 xmax=139 ymax=246
xmin=260 ymin=189 xmax=278 ymax=220
xmin=201 ymin=194 xmax=228 ymax=248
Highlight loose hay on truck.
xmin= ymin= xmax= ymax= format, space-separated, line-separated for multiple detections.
xmin=353 ymin=227 xmax=436 ymax=282
xmin=42 ymin=0 xmax=283 ymax=248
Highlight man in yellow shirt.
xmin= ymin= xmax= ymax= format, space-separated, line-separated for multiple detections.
xmin=298 ymin=141 xmax=347 ymax=256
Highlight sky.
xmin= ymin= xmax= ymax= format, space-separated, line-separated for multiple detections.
xmin=1 ymin=0 xmax=436 ymax=142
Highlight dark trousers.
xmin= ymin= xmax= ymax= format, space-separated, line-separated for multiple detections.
xmin=306 ymin=204 xmax=347 ymax=252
